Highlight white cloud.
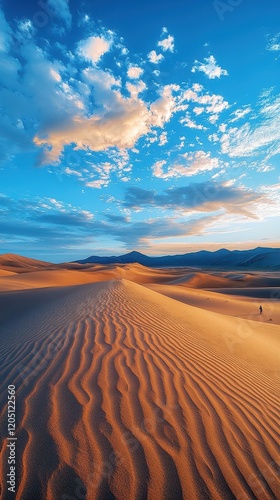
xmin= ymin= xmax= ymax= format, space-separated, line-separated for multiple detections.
xmin=152 ymin=151 xmax=220 ymax=179
xmin=208 ymin=114 xmax=219 ymax=124
xmin=182 ymin=84 xmax=229 ymax=122
xmin=148 ymin=50 xmax=164 ymax=64
xmin=127 ymin=66 xmax=143 ymax=79
xmin=192 ymin=55 xmax=228 ymax=79
xmin=193 ymin=107 xmax=204 ymax=115
xmin=86 ymin=179 xmax=109 ymax=189
xmin=180 ymin=115 xmax=206 ymax=130
xmin=193 ymin=83 xmax=203 ymax=92
xmin=126 ymin=80 xmax=146 ymax=98
xmin=34 ymin=103 xmax=150 ymax=165
xmin=146 ymin=132 xmax=158 ymax=145
xmin=158 ymin=35 xmax=174 ymax=52
xmin=202 ymin=94 xmax=229 ymax=114
xmin=65 ymin=167 xmax=82 ymax=177
xmin=183 ymin=89 xmax=197 ymax=101
xmin=208 ymin=133 xmax=219 ymax=143
xmin=33 ymin=79 xmax=181 ymax=165
xmin=182 ymin=151 xmax=220 ymax=175
xmin=83 ymin=67 xmax=120 ymax=90
xmin=230 ymin=107 xmax=251 ymax=122
xmin=159 ymin=132 xmax=168 ymax=146
xmin=85 ymin=162 xmax=114 ymax=189
xmin=257 ymin=183 xmax=280 ymax=218
xmin=267 ymin=33 xmax=280 ymax=52
xmin=77 ymin=35 xmax=111 ymax=64
xmin=50 ymin=68 xmax=61 ymax=82
xmin=152 ymin=160 xmax=168 ymax=178
xmin=150 ymin=84 xmax=180 ymax=127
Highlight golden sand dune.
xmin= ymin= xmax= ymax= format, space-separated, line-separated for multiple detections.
xmin=146 ymin=284 xmax=280 ymax=325
xmin=167 ymin=271 xmax=280 ymax=289
xmin=167 ymin=271 xmax=235 ymax=288
xmin=0 ymin=269 xmax=16 ymax=277
xmin=1 ymin=257 xmax=279 ymax=293
xmin=0 ymin=279 xmax=279 ymax=500
xmin=0 ymin=269 xmax=117 ymax=291
xmin=0 ymin=263 xmax=186 ymax=291
xmin=0 ymin=254 xmax=52 ymax=273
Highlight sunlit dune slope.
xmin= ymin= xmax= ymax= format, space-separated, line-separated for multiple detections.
xmin=1 ymin=254 xmax=279 ymax=292
xmin=0 ymin=253 xmax=52 ymax=273
xmin=0 ymin=279 xmax=279 ymax=500
xmin=0 ymin=262 xmax=186 ymax=291
xmin=145 ymin=283 xmax=280 ymax=325
xmin=168 ymin=271 xmax=280 ymax=289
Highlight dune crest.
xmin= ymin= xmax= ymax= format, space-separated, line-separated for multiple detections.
xmin=0 ymin=279 xmax=279 ymax=499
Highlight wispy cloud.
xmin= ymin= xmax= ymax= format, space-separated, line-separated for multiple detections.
xmin=229 ymin=107 xmax=251 ymax=122
xmin=267 ymin=32 xmax=280 ymax=52
xmin=181 ymin=84 xmax=229 ymax=124
xmin=152 ymin=152 xmax=220 ymax=179
xmin=220 ymin=93 xmax=280 ymax=158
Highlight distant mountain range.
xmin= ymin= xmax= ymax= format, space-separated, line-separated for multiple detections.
xmin=76 ymin=247 xmax=280 ymax=270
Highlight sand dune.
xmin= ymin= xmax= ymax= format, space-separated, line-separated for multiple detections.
xmin=1 ymin=256 xmax=279 ymax=292
xmin=167 ymin=271 xmax=235 ymax=288
xmin=0 ymin=269 xmax=16 ymax=277
xmin=168 ymin=271 xmax=280 ymax=289
xmin=0 ymin=262 xmax=186 ymax=291
xmin=0 ymin=278 xmax=279 ymax=500
xmin=146 ymin=284 xmax=280 ymax=325
xmin=0 ymin=269 xmax=117 ymax=291
xmin=0 ymin=253 xmax=52 ymax=273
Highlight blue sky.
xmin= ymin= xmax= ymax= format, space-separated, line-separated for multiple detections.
xmin=0 ymin=0 xmax=279 ymax=261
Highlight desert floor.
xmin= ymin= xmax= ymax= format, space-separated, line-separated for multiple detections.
xmin=0 ymin=254 xmax=279 ymax=500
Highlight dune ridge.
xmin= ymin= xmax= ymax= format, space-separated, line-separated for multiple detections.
xmin=0 ymin=279 xmax=279 ymax=499
xmin=1 ymin=254 xmax=279 ymax=293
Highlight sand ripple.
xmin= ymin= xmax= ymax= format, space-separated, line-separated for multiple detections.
xmin=0 ymin=279 xmax=279 ymax=499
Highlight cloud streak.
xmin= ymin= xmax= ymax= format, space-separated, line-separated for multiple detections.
xmin=0 ymin=193 xmax=220 ymax=255
xmin=123 ymin=182 xmax=265 ymax=218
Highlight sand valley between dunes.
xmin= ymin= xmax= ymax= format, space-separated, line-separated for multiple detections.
xmin=0 ymin=256 xmax=279 ymax=499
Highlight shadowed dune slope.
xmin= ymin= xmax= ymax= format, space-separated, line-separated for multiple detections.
xmin=0 ymin=280 xmax=279 ymax=500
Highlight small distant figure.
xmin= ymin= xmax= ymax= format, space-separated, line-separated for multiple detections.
xmin=259 ymin=305 xmax=263 ymax=315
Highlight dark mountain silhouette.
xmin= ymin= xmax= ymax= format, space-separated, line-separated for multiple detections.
xmin=75 ymin=247 xmax=280 ymax=270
